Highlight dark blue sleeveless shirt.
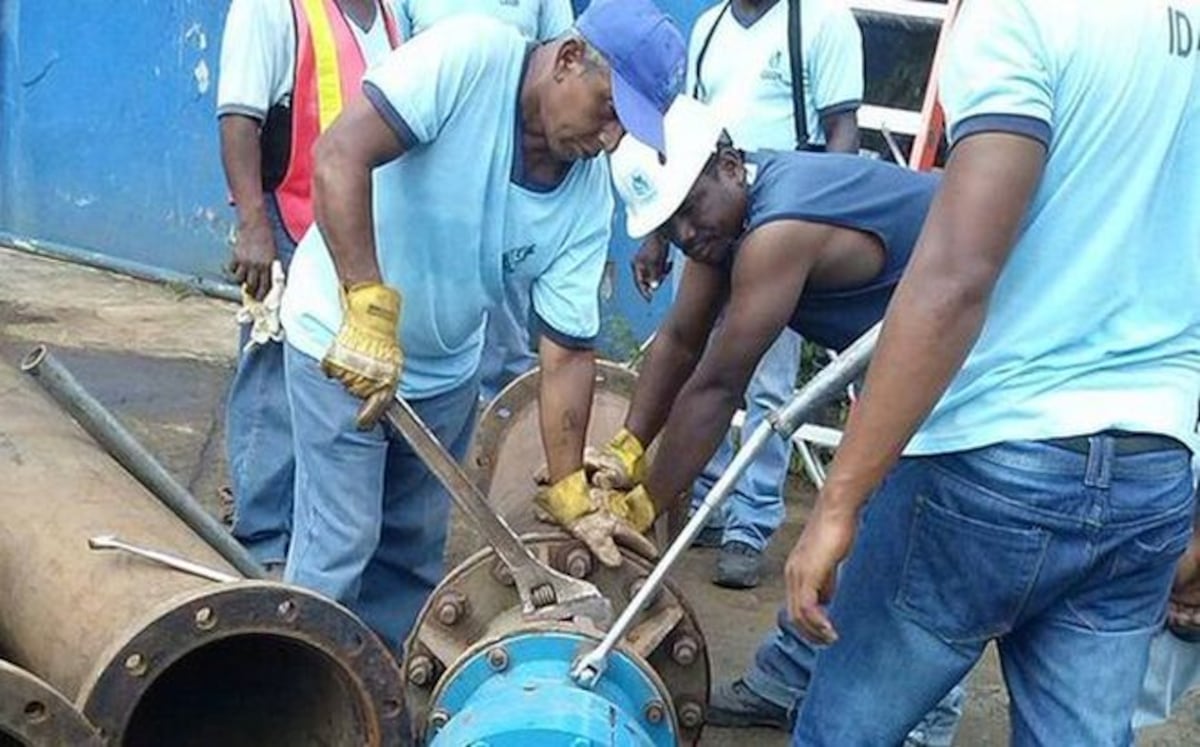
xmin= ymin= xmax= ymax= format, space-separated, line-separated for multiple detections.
xmin=741 ymin=151 xmax=940 ymax=350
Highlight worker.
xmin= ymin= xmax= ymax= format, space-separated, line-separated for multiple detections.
xmin=277 ymin=0 xmax=686 ymax=652
xmin=635 ymin=0 xmax=864 ymax=592
xmin=216 ymin=0 xmax=401 ymax=571
xmin=780 ymin=0 xmax=1200 ymax=743
xmin=571 ymin=95 xmax=962 ymax=740
xmin=392 ymin=0 xmax=578 ymax=402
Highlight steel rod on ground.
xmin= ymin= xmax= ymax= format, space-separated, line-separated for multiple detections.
xmin=20 ymin=344 xmax=265 ymax=579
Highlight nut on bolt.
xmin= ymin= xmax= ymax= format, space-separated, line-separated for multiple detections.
xmin=436 ymin=590 xmax=469 ymax=627
xmin=643 ymin=700 xmax=666 ymax=724
xmin=429 ymin=710 xmax=451 ymax=730
xmin=407 ymin=655 xmax=435 ymax=687
xmin=491 ymin=558 xmax=515 ymax=587
xmin=627 ymin=576 xmax=661 ymax=607
xmin=486 ymin=646 xmax=510 ymax=672
xmin=670 ymin=634 xmax=698 ymax=667
xmin=559 ymin=545 xmax=594 ymax=579
xmin=678 ymin=700 xmax=704 ymax=729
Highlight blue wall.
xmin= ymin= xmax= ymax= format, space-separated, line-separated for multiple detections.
xmin=1 ymin=0 xmax=231 ymax=278
xmin=0 ymin=1 xmax=933 ymax=358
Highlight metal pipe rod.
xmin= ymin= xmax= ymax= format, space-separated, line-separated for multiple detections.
xmin=571 ymin=323 xmax=880 ymax=688
xmin=20 ymin=344 xmax=265 ymax=579
xmin=1 ymin=233 xmax=240 ymax=302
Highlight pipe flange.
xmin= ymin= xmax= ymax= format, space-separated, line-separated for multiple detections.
xmin=0 ymin=660 xmax=102 ymax=746
xmin=404 ymin=533 xmax=709 ymax=745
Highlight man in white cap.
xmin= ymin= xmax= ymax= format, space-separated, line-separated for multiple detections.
xmin=562 ymin=96 xmax=963 ymax=738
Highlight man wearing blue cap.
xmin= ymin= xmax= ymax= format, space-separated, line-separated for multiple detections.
xmin=278 ymin=0 xmax=686 ymax=652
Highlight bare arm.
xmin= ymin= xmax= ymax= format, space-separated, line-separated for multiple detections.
xmin=538 ymin=337 xmax=596 ymax=484
xmin=644 ymin=221 xmax=822 ymax=512
xmin=821 ymin=110 xmax=860 ymax=155
xmin=220 ymin=114 xmax=276 ymax=299
xmin=818 ymin=133 xmax=1046 ymax=520
xmin=312 ymin=95 xmax=408 ymax=286
xmin=625 ymin=259 xmax=726 ymax=444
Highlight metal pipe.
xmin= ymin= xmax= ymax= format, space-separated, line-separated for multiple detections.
xmin=0 ymin=357 xmax=405 ymax=745
xmin=0 ymin=660 xmax=102 ymax=746
xmin=20 ymin=344 xmax=264 ymax=579
xmin=0 ymin=233 xmax=240 ymax=303
xmin=571 ymin=324 xmax=880 ymax=688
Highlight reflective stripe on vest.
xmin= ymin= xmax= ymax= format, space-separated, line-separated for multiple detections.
xmin=277 ymin=0 xmax=401 ymax=242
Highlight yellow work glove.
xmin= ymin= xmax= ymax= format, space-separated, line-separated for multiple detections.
xmin=535 ymin=470 xmax=657 ymax=567
xmin=321 ymin=282 xmax=403 ymax=399
xmin=587 ymin=428 xmax=646 ymax=490
xmin=605 ymin=484 xmax=656 ymax=534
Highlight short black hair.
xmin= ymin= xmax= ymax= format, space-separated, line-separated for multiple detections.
xmin=700 ymin=129 xmax=739 ymax=177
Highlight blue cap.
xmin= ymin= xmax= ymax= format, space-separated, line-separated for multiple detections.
xmin=577 ymin=0 xmax=686 ymax=152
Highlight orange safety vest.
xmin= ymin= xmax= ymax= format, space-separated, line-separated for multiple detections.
xmin=275 ymin=0 xmax=401 ymax=243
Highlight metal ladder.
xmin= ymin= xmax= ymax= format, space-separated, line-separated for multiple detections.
xmin=852 ymin=0 xmax=963 ymax=170
xmin=782 ymin=0 xmax=963 ymax=487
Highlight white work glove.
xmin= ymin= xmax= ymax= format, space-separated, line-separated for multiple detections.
xmin=235 ymin=260 xmax=286 ymax=353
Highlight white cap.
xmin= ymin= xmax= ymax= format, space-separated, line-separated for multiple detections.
xmin=610 ymin=96 xmax=727 ymax=239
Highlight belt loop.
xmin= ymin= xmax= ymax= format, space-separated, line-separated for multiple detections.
xmin=1084 ymin=433 xmax=1114 ymax=488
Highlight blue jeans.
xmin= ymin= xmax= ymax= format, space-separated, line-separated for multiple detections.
xmin=1133 ymin=629 xmax=1200 ymax=729
xmin=479 ymin=275 xmax=536 ymax=402
xmin=690 ymin=329 xmax=802 ymax=551
xmin=283 ymin=345 xmax=479 ymax=653
xmin=226 ymin=198 xmax=296 ymax=565
xmin=793 ymin=436 xmax=1195 ymax=746
xmin=747 ymin=606 xmax=965 ymax=745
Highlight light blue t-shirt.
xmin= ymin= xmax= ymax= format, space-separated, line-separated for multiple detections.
xmin=685 ymin=0 xmax=862 ymax=150
xmin=907 ymin=0 xmax=1200 ymax=454
xmin=280 ymin=17 xmax=612 ymax=399
xmin=395 ymin=0 xmax=573 ymax=41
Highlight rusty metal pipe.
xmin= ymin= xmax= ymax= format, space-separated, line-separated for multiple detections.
xmin=0 ymin=357 xmax=404 ymax=745
xmin=19 ymin=344 xmax=264 ymax=579
xmin=0 ymin=660 xmax=101 ymax=747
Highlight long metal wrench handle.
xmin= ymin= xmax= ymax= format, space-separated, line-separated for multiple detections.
xmin=360 ymin=392 xmax=607 ymax=620
xmin=571 ymin=324 xmax=881 ymax=688
xmin=88 ymin=535 xmax=241 ymax=583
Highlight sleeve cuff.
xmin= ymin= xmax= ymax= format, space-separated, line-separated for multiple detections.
xmin=363 ymin=81 xmax=420 ymax=149
xmin=818 ymin=99 xmax=862 ymax=118
xmin=950 ymin=113 xmax=1051 ymax=149
xmin=217 ymin=104 xmax=267 ymax=121
xmin=531 ymin=310 xmax=596 ymax=351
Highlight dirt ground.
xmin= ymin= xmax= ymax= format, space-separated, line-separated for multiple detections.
xmin=3 ymin=245 xmax=1197 ymax=745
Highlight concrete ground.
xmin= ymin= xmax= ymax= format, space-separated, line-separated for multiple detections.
xmin=3 ymin=245 xmax=1198 ymax=745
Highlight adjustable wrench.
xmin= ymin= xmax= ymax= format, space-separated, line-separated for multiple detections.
xmin=358 ymin=392 xmax=613 ymax=627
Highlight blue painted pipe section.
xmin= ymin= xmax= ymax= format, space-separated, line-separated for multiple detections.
xmin=429 ymin=632 xmax=676 ymax=747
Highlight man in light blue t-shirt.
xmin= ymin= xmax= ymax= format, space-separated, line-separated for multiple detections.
xmin=394 ymin=0 xmax=578 ymax=401
xmin=278 ymin=0 xmax=685 ymax=652
xmin=782 ymin=1 xmax=1200 ymax=744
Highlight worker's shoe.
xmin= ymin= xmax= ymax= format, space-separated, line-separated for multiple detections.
xmin=691 ymin=525 xmax=724 ymax=548
xmin=714 ymin=541 xmax=763 ymax=589
xmin=706 ymin=679 xmax=790 ymax=730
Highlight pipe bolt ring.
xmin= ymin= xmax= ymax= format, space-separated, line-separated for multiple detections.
xmin=429 ymin=709 xmax=451 ymax=730
xmin=670 ymin=635 xmax=698 ymax=667
xmin=643 ymin=700 xmax=666 ymax=724
xmin=124 ymin=653 xmax=147 ymax=677
xmin=486 ymin=646 xmax=509 ymax=672
xmin=678 ymin=701 xmax=704 ymax=729
xmin=277 ymin=599 xmax=298 ymax=622
xmin=23 ymin=701 xmax=47 ymax=725
xmin=194 ymin=606 xmax=217 ymax=631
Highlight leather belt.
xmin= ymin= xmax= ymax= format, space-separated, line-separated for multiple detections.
xmin=1046 ymin=432 xmax=1185 ymax=456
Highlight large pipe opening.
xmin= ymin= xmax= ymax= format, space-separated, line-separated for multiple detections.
xmin=124 ymin=635 xmax=367 ymax=747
